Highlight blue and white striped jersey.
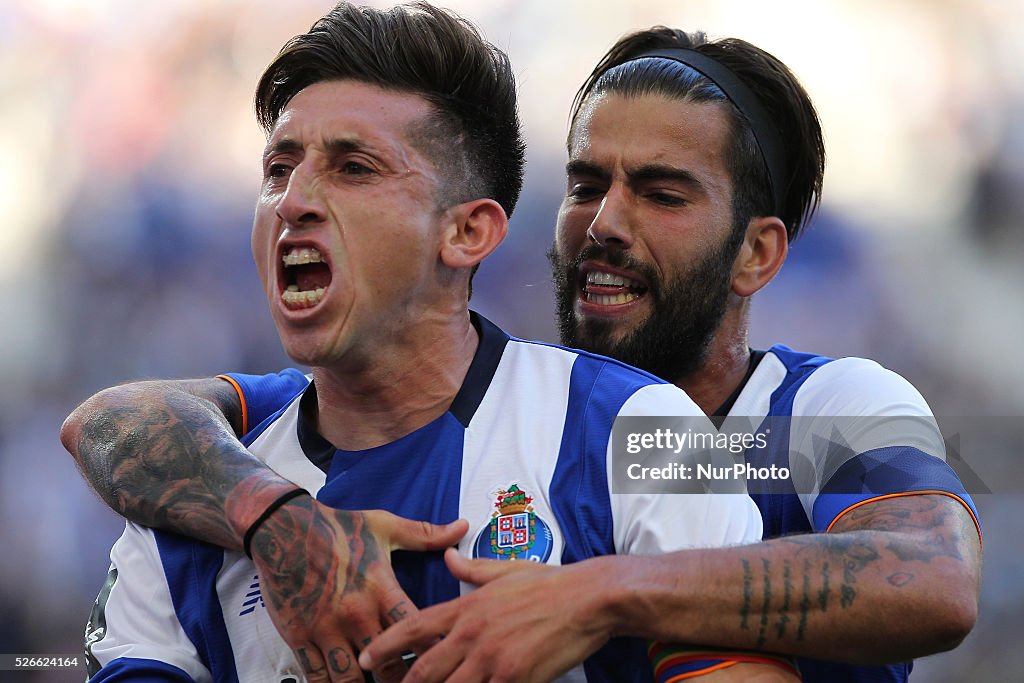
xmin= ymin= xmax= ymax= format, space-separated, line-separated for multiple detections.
xmin=715 ymin=345 xmax=979 ymax=683
xmin=213 ymin=340 xmax=982 ymax=683
xmin=86 ymin=313 xmax=763 ymax=683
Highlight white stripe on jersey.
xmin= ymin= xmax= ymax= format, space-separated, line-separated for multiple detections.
xmin=458 ymin=340 xmax=576 ymax=572
xmin=92 ymin=523 xmax=213 ymax=682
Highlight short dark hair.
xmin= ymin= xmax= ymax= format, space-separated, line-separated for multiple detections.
xmin=570 ymin=28 xmax=824 ymax=242
xmin=255 ymin=1 xmax=526 ymax=218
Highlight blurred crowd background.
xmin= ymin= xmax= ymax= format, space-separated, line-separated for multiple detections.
xmin=1 ymin=0 xmax=1021 ymax=680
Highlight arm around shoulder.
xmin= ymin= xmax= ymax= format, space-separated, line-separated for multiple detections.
xmin=60 ymin=377 xmax=300 ymax=550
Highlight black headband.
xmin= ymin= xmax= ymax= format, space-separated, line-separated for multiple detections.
xmin=631 ymin=49 xmax=787 ymax=216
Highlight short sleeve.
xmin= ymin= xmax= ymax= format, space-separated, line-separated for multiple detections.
xmin=217 ymin=369 xmax=309 ymax=436
xmin=787 ymin=358 xmax=979 ymax=536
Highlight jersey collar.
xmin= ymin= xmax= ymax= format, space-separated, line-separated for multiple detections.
xmin=295 ymin=311 xmax=511 ymax=471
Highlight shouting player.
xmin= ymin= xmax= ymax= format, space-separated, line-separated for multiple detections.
xmin=62 ymin=10 xmax=981 ymax=683
xmin=64 ymin=4 xmax=789 ymax=682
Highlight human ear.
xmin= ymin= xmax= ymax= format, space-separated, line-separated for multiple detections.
xmin=439 ymin=198 xmax=509 ymax=269
xmin=731 ymin=216 xmax=788 ymax=297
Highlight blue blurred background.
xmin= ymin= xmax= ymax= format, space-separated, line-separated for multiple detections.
xmin=1 ymin=0 xmax=1021 ymax=680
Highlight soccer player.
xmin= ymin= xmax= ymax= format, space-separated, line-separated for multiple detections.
xmin=356 ymin=27 xmax=983 ymax=681
xmin=61 ymin=17 xmax=982 ymax=683
xmin=65 ymin=4 xmax=789 ymax=683
xmin=356 ymin=28 xmax=982 ymax=682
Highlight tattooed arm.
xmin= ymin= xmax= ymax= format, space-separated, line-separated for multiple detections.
xmin=61 ymin=378 xmax=284 ymax=549
xmin=361 ymin=494 xmax=981 ymax=679
xmin=61 ymin=379 xmax=467 ymax=683
xmin=623 ymin=493 xmax=981 ymax=662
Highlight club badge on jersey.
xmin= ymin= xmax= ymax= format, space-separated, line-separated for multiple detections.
xmin=472 ymin=484 xmax=553 ymax=563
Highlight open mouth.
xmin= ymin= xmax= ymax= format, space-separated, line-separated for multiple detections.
xmin=280 ymin=246 xmax=332 ymax=309
xmin=580 ymin=269 xmax=648 ymax=306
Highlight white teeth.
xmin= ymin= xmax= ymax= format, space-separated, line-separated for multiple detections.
xmin=282 ymin=287 xmax=326 ymax=308
xmin=586 ymin=271 xmax=640 ymax=288
xmin=282 ymin=247 xmax=323 ymax=266
xmin=585 ymin=292 xmax=639 ymax=306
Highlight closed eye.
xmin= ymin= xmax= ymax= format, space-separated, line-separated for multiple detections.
xmin=567 ymin=183 xmax=605 ymax=201
xmin=648 ymin=192 xmax=687 ymax=207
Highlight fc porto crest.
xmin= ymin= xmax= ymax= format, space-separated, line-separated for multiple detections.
xmin=472 ymin=484 xmax=553 ymax=562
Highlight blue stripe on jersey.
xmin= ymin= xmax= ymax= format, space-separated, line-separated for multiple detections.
xmin=88 ymin=656 xmax=195 ymax=682
xmin=315 ymin=412 xmax=465 ymax=609
xmin=154 ymin=532 xmax=239 ymax=683
xmin=550 ymin=353 xmax=662 ymax=683
xmin=812 ymin=446 xmax=980 ymax=532
xmin=225 ymin=369 xmax=308 ymax=435
xmin=751 ymin=347 xmax=920 ymax=683
xmin=747 ymin=345 xmax=833 ymax=540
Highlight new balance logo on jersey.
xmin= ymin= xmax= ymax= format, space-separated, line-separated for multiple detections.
xmin=239 ymin=575 xmax=265 ymax=616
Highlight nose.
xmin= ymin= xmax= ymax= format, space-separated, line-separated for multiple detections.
xmin=275 ymin=163 xmax=327 ymax=227
xmin=586 ymin=190 xmax=634 ymax=251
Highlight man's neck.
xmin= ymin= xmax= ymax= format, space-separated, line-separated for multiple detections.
xmin=309 ymin=312 xmax=480 ymax=451
xmin=674 ymin=306 xmax=751 ymax=416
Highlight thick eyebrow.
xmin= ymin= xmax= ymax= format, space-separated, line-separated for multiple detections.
xmin=566 ymin=159 xmax=705 ymax=194
xmin=262 ymin=137 xmax=366 ymax=165
xmin=628 ymin=163 xmax=704 ymax=192
xmin=262 ymin=138 xmax=302 ymax=165
xmin=565 ymin=159 xmax=609 ymax=181
xmin=323 ymin=138 xmax=364 ymax=158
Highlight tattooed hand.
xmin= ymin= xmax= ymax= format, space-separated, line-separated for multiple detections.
xmin=249 ymin=497 xmax=468 ymax=683
xmin=62 ymin=378 xmax=471 ymax=681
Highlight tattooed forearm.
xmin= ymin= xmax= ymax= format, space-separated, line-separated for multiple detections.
xmin=727 ymin=494 xmax=978 ymax=654
xmin=738 ymin=533 xmax=886 ymax=644
xmin=63 ymin=379 xmax=298 ymax=550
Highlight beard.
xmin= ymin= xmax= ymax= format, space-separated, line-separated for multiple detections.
xmin=548 ymin=231 xmax=741 ymax=383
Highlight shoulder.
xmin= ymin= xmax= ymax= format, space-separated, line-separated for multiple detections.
xmin=507 ymin=337 xmax=663 ymax=383
xmin=763 ymin=345 xmax=931 ymax=418
xmin=789 ymin=352 xmax=932 ymax=418
xmin=507 ymin=338 xmax=702 ymax=417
